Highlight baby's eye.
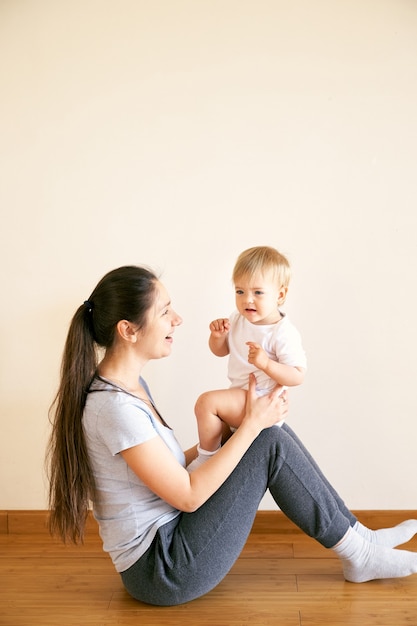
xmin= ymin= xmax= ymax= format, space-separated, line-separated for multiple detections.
xmin=254 ymin=290 xmax=264 ymax=295
xmin=235 ymin=289 xmax=244 ymax=295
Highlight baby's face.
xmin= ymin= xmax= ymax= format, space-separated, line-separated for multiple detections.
xmin=234 ymin=271 xmax=286 ymax=325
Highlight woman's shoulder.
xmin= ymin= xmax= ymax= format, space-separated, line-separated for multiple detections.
xmin=86 ymin=377 xmax=154 ymax=421
xmin=84 ymin=378 xmax=159 ymax=450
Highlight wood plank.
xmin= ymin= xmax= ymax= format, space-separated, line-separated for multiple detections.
xmin=1 ymin=512 xmax=417 ymax=626
xmin=299 ymin=604 xmax=417 ymax=626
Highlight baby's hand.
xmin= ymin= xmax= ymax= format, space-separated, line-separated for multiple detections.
xmin=246 ymin=342 xmax=269 ymax=370
xmin=210 ymin=318 xmax=230 ymax=337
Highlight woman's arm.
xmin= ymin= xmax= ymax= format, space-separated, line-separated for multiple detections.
xmin=121 ymin=375 xmax=287 ymax=513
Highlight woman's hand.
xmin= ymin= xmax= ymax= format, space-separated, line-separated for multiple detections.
xmin=241 ymin=373 xmax=288 ymax=433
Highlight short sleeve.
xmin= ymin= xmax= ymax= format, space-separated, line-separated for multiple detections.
xmin=275 ymin=320 xmax=307 ymax=369
xmin=96 ymin=394 xmax=158 ymax=456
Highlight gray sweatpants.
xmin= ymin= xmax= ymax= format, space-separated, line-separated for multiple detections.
xmin=121 ymin=423 xmax=356 ymax=605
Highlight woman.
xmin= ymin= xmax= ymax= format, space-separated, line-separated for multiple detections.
xmin=47 ymin=265 xmax=417 ymax=606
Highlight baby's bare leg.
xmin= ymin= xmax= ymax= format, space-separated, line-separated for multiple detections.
xmin=194 ymin=388 xmax=247 ymax=452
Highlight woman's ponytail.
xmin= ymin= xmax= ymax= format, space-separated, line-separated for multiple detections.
xmin=47 ymin=304 xmax=97 ymax=543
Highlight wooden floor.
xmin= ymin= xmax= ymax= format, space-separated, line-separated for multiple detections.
xmin=1 ymin=512 xmax=417 ymax=626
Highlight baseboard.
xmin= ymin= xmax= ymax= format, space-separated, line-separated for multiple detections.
xmin=251 ymin=510 xmax=417 ymax=534
xmin=0 ymin=510 xmax=99 ymax=535
xmin=1 ymin=509 xmax=416 ymax=535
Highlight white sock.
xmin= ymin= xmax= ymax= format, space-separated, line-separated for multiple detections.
xmin=187 ymin=445 xmax=219 ymax=473
xmin=332 ymin=527 xmax=417 ymax=583
xmin=354 ymin=519 xmax=417 ymax=548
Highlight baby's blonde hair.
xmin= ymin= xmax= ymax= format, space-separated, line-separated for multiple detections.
xmin=232 ymin=246 xmax=291 ymax=299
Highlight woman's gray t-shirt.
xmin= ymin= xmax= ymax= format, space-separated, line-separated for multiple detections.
xmin=83 ymin=377 xmax=183 ymax=572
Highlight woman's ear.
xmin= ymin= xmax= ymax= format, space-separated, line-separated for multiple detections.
xmin=116 ymin=320 xmax=138 ymax=343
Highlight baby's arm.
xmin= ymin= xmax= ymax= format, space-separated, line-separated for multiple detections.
xmin=246 ymin=341 xmax=305 ymax=387
xmin=208 ymin=318 xmax=230 ymax=357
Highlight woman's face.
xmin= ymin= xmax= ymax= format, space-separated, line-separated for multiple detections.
xmin=138 ymin=280 xmax=183 ymax=360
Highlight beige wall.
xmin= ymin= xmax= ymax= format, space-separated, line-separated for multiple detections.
xmin=1 ymin=0 xmax=416 ymax=510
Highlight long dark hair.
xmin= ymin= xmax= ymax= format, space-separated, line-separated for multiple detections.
xmin=46 ymin=265 xmax=158 ymax=543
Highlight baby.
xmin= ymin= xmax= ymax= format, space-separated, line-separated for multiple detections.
xmin=188 ymin=246 xmax=306 ymax=471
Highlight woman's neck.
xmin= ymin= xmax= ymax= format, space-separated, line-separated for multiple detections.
xmin=97 ymin=351 xmax=145 ymax=395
